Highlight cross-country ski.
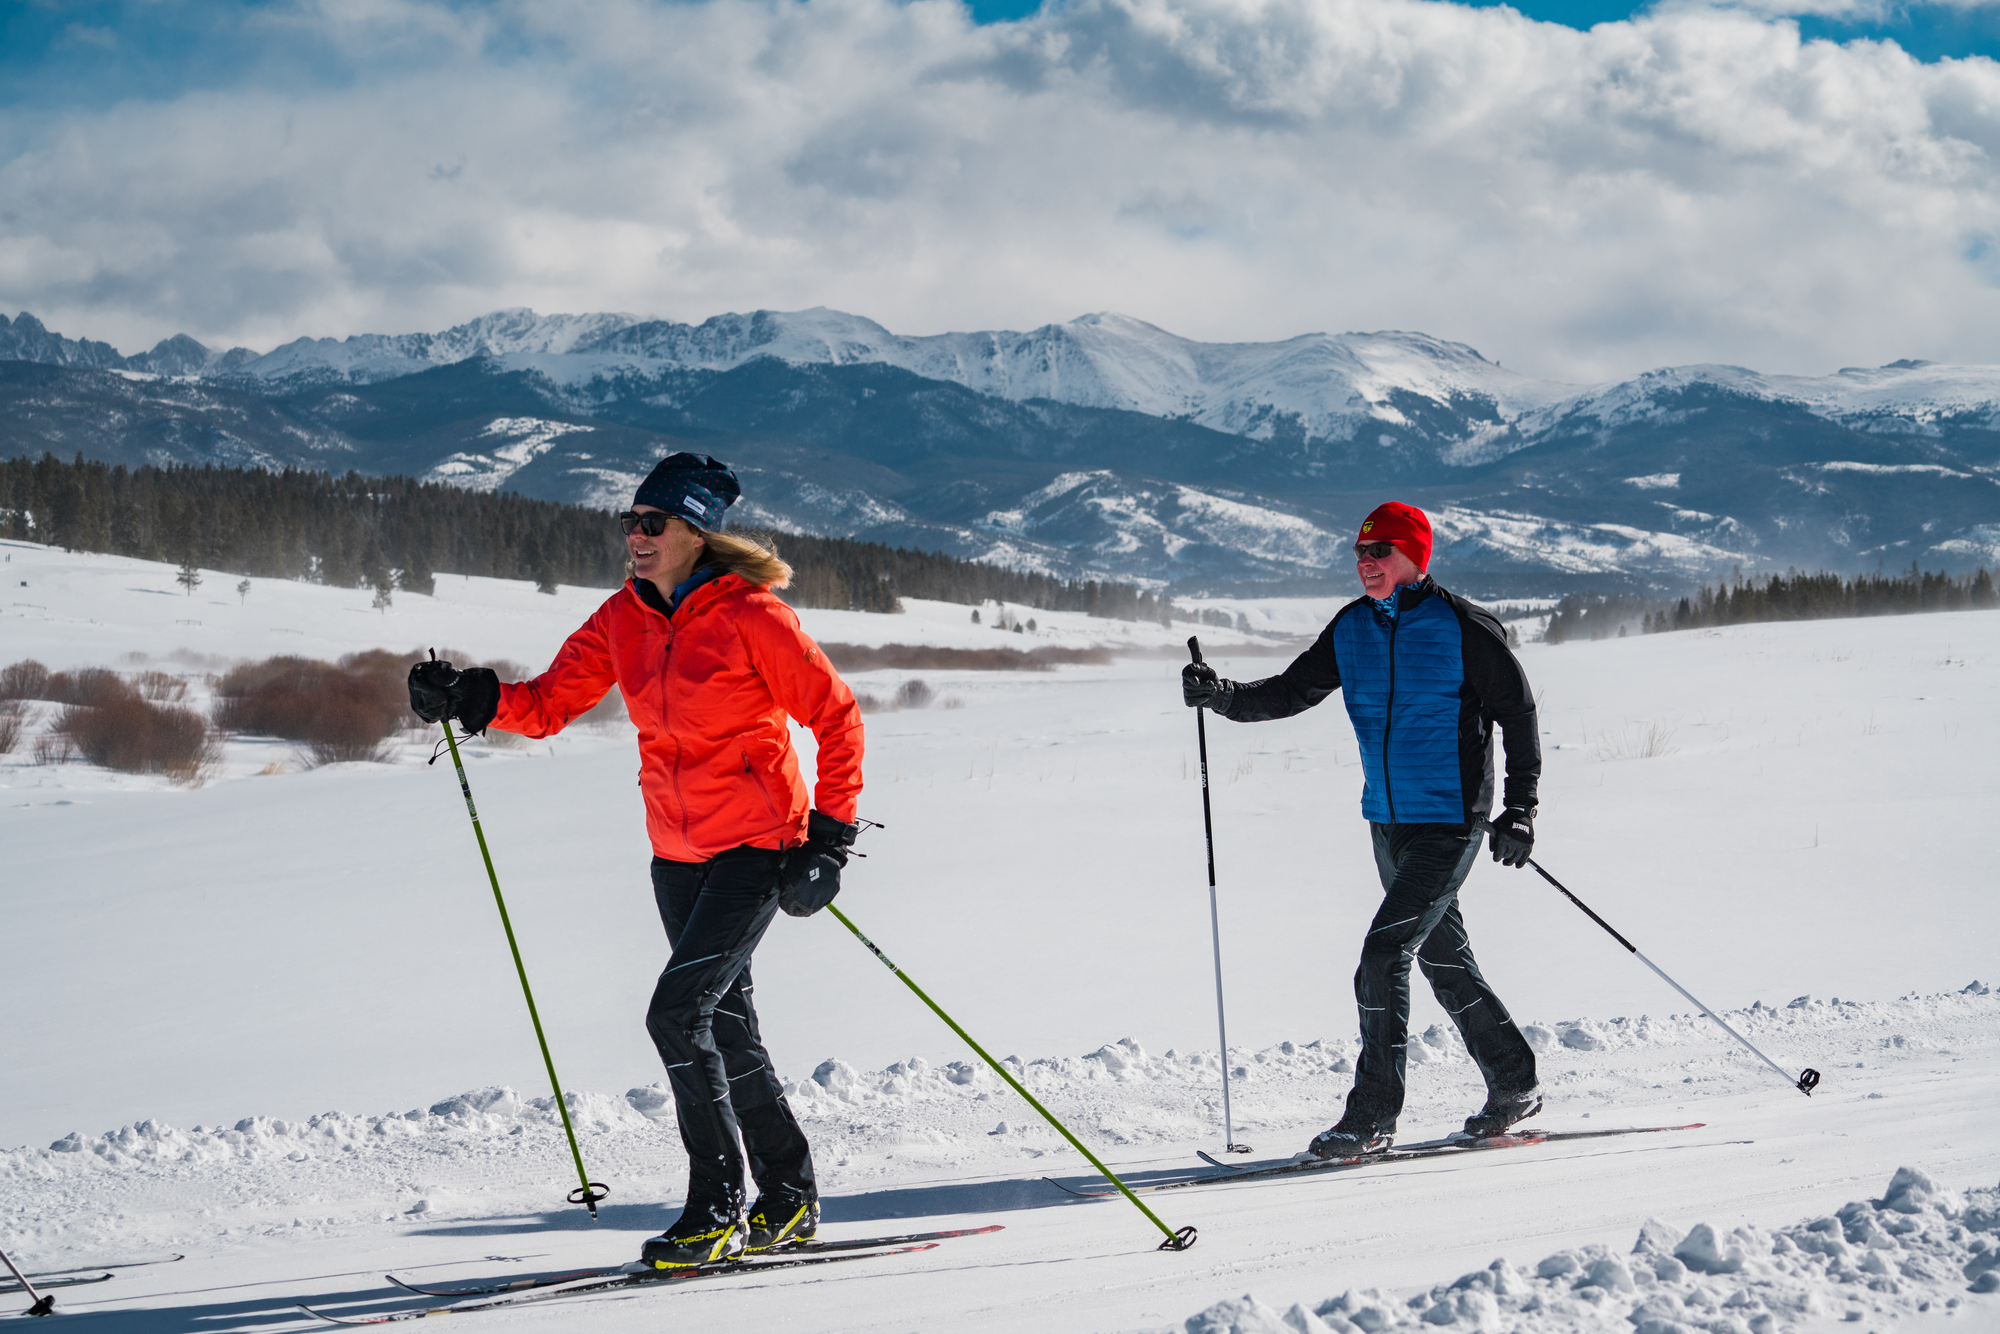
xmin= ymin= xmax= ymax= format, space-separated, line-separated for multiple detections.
xmin=298 ymin=1242 xmax=945 ymax=1325
xmin=384 ymin=1225 xmax=1003 ymax=1297
xmin=1044 ymin=1124 xmax=1710 ymax=1197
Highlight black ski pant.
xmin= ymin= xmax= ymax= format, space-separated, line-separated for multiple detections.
xmin=1340 ymin=821 xmax=1537 ymax=1133
xmin=647 ymin=848 xmax=815 ymax=1211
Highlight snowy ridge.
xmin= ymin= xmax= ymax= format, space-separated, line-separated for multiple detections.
xmin=510 ymin=309 xmax=1578 ymax=447
xmin=234 ymin=309 xmax=644 ymax=387
xmin=203 ymin=307 xmax=2000 ymax=448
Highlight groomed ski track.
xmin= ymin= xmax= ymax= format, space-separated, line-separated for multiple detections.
xmin=1041 ymin=1124 xmax=1711 ymax=1196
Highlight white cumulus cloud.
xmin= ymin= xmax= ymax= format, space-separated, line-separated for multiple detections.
xmin=2 ymin=0 xmax=1999 ymax=379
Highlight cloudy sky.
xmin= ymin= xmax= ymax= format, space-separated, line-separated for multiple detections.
xmin=3 ymin=0 xmax=2000 ymax=381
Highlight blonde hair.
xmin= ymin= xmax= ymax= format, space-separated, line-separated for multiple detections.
xmin=701 ymin=529 xmax=792 ymax=589
xmin=623 ymin=523 xmax=793 ymax=590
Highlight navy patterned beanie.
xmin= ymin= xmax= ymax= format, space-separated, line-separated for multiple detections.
xmin=632 ymin=453 xmax=740 ymax=531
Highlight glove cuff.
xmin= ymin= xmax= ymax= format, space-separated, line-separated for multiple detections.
xmin=459 ymin=668 xmax=501 ymax=735
xmin=807 ymin=809 xmax=859 ymax=847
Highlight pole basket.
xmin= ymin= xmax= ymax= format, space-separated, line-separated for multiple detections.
xmin=568 ymin=1183 xmax=611 ymax=1218
xmin=1797 ymin=1069 xmax=1821 ymax=1096
xmin=1160 ymin=1226 xmax=1200 ymax=1252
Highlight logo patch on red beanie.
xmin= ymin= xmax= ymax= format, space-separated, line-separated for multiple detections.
xmin=1358 ymin=502 xmax=1432 ymax=570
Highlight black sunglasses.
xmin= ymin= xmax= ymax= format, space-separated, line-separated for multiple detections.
xmin=1355 ymin=541 xmax=1399 ymax=560
xmin=620 ymin=511 xmax=676 ymax=536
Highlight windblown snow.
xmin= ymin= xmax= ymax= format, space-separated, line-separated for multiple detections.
xmin=3 ymin=540 xmax=1998 ymax=1333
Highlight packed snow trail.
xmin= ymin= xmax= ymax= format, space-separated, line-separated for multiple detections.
xmin=5 ymin=989 xmax=1997 ymax=1332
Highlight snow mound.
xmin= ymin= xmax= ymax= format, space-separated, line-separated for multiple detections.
xmin=1177 ymin=1168 xmax=2000 ymax=1334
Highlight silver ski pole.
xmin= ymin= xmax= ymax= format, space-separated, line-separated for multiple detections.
xmin=1480 ymin=823 xmax=1820 ymax=1096
xmin=1188 ymin=638 xmax=1250 ymax=1152
xmin=1 ymin=1245 xmax=55 ymax=1317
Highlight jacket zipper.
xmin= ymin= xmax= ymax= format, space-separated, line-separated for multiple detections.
xmin=659 ymin=629 xmax=690 ymax=850
xmin=1382 ymin=597 xmax=1398 ymax=825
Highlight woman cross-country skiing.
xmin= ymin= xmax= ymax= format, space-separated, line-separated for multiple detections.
xmin=407 ymin=452 xmax=865 ymax=1268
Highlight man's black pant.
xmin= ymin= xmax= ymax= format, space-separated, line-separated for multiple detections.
xmin=1341 ymin=822 xmax=1537 ymax=1133
xmin=647 ymin=848 xmax=814 ymax=1208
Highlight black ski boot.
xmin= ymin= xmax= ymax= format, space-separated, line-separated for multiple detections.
xmin=641 ymin=1196 xmax=747 ymax=1268
xmin=1456 ymin=1087 xmax=1544 ymax=1141
xmin=1307 ymin=1119 xmax=1394 ymax=1161
xmin=745 ymin=1189 xmax=819 ymax=1252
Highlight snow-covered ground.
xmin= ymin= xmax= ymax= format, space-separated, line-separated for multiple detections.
xmin=4 ymin=539 xmax=1998 ymax=1332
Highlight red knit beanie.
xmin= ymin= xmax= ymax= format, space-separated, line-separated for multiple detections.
xmin=1358 ymin=502 xmax=1432 ymax=570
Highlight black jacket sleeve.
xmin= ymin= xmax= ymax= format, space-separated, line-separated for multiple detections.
xmin=1215 ymin=610 xmax=1347 ymax=722
xmin=1457 ymin=604 xmax=1540 ymax=810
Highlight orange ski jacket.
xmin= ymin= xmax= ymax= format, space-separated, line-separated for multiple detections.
xmin=491 ymin=573 xmax=864 ymax=863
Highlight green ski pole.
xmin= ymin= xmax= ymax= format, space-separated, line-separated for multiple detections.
xmin=825 ymin=904 xmax=1196 ymax=1251
xmin=436 ymin=708 xmax=608 ymax=1219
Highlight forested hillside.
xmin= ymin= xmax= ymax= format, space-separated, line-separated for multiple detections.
xmin=0 ymin=453 xmax=1169 ymax=618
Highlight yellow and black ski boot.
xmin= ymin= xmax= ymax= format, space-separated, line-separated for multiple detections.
xmin=745 ymin=1191 xmax=819 ymax=1252
xmin=642 ymin=1198 xmax=748 ymax=1267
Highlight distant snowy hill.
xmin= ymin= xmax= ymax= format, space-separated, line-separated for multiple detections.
xmin=6 ymin=307 xmax=2000 ymax=592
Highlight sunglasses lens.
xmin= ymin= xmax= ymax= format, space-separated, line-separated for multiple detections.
xmin=1356 ymin=542 xmax=1394 ymax=560
xmin=621 ymin=512 xmax=670 ymax=536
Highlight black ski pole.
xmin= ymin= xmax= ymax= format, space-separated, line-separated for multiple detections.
xmin=826 ymin=904 xmax=1197 ymax=1251
xmin=1480 ymin=823 xmax=1820 ymax=1096
xmin=1 ymin=1245 xmax=55 ymax=1317
xmin=1187 ymin=637 xmax=1249 ymax=1153
xmin=428 ymin=663 xmax=609 ymax=1218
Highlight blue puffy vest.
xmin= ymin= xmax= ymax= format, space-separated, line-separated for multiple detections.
xmin=1333 ymin=588 xmax=1466 ymax=823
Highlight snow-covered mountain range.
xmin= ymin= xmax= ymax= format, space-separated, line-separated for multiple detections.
xmin=6 ymin=307 xmax=2000 ymax=592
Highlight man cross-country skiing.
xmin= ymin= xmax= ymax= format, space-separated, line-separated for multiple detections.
xmin=407 ymin=453 xmax=865 ymax=1265
xmin=1181 ymin=501 xmax=1543 ymax=1158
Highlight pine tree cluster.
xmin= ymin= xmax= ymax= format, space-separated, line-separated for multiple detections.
xmin=1543 ymin=564 xmax=1999 ymax=643
xmin=0 ymin=452 xmax=1168 ymax=619
xmin=0 ymin=453 xmax=622 ymax=596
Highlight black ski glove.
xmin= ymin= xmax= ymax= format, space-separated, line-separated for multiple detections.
xmin=1488 ymin=807 xmax=1535 ymax=868
xmin=1182 ymin=662 xmax=1233 ymax=712
xmin=408 ymin=660 xmax=501 ymax=736
xmin=778 ymin=810 xmax=859 ymax=918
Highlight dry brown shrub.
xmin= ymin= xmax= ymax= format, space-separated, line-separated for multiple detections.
xmin=213 ymin=652 xmax=408 ymax=765
xmin=818 ymin=644 xmax=1112 ymax=672
xmin=32 ymin=729 xmax=75 ymax=765
xmin=135 ymin=670 xmax=190 ymax=702
xmin=0 ymin=702 xmax=22 ymax=755
xmin=895 ymin=679 xmax=934 ymax=709
xmin=1 ymin=659 xmax=51 ymax=700
xmin=60 ymin=696 xmax=221 ymax=785
xmin=45 ymin=668 xmax=141 ymax=709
